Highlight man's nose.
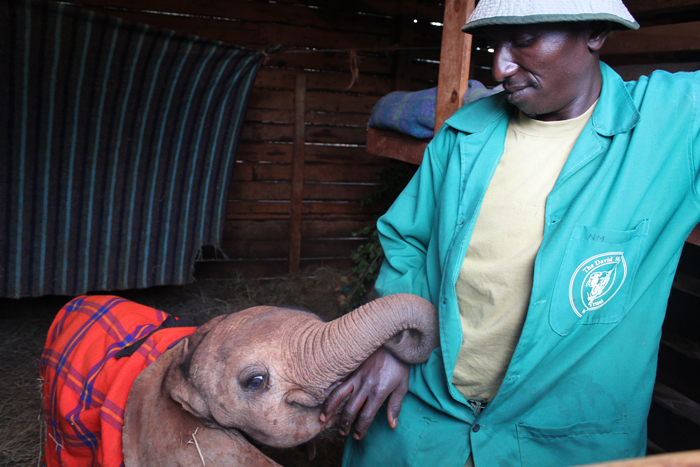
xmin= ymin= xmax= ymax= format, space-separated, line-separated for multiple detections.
xmin=491 ymin=45 xmax=518 ymax=82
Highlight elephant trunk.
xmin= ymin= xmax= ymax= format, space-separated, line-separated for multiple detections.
xmin=291 ymin=294 xmax=438 ymax=389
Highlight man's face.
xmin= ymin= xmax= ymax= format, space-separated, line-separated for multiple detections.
xmin=482 ymin=23 xmax=602 ymax=121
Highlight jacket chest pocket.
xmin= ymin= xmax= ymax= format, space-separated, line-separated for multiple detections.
xmin=550 ymin=220 xmax=649 ymax=336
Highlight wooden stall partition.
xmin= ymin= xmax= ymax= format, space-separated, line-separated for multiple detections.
xmin=434 ymin=0 xmax=475 ymax=130
xmin=46 ymin=0 xmax=700 ymax=458
xmin=68 ymin=0 xmax=443 ymax=278
xmin=222 ymin=0 xmax=443 ymax=277
xmin=288 ymin=72 xmax=307 ymax=274
xmin=367 ymin=0 xmax=474 ymax=165
xmin=602 ymin=1 xmax=700 ymax=456
xmin=581 ymin=450 xmax=700 ymax=467
xmin=367 ymin=0 xmax=700 ymax=456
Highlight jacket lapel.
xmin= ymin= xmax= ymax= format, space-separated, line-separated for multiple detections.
xmin=554 ymin=63 xmax=640 ymax=189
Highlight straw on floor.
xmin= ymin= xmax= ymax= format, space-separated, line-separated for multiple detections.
xmin=0 ymin=266 xmax=347 ymax=467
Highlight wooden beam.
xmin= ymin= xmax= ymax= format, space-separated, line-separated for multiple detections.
xmin=672 ymin=271 xmax=700 ymax=298
xmin=603 ymin=21 xmax=700 ymax=55
xmin=435 ymin=0 xmax=475 ymax=130
xmin=660 ymin=328 xmax=700 ymax=360
xmin=366 ymin=127 xmax=428 ymax=165
xmin=68 ymin=0 xmax=401 ymax=32
xmin=625 ymin=0 xmax=700 ymax=20
xmin=394 ymin=0 xmax=418 ymax=91
xmin=652 ymin=382 xmax=700 ymax=427
xmin=645 ymin=440 xmax=665 ymax=455
xmin=580 ymin=450 xmax=700 ymax=466
xmin=194 ymin=257 xmax=353 ymax=279
xmin=686 ymin=223 xmax=700 ymax=247
xmin=289 ymin=72 xmax=306 ymax=274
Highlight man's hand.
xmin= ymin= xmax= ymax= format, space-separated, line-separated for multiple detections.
xmin=320 ymin=347 xmax=410 ymax=440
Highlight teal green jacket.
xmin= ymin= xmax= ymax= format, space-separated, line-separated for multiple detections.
xmin=344 ymin=64 xmax=700 ymax=467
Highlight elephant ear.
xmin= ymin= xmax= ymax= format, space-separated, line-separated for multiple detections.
xmin=163 ymin=339 xmax=211 ymax=419
xmin=164 ymin=315 xmax=228 ymax=421
xmin=124 ymin=339 xmax=197 ymax=466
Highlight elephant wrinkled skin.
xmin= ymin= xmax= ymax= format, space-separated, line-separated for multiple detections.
xmin=122 ymin=293 xmax=438 ymax=466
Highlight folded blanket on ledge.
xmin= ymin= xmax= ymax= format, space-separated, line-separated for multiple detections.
xmin=368 ymin=81 xmax=503 ymax=139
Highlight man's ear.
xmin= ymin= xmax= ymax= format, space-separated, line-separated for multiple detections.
xmin=588 ymin=21 xmax=612 ymax=51
xmin=164 ymin=338 xmax=212 ymax=420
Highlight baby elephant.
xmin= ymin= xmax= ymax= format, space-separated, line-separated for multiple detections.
xmin=40 ymin=293 xmax=438 ymax=466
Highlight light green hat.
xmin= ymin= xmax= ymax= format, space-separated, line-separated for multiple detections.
xmin=462 ymin=0 xmax=640 ymax=32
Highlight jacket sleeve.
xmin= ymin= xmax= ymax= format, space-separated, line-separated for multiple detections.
xmin=374 ymin=126 xmax=453 ymax=302
xmin=692 ymin=71 xmax=700 ymax=199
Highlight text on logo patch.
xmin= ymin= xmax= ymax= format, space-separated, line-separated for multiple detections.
xmin=569 ymin=252 xmax=627 ymax=318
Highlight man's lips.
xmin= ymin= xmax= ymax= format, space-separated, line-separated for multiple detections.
xmin=504 ymin=84 xmax=530 ymax=102
xmin=504 ymin=82 xmax=529 ymax=93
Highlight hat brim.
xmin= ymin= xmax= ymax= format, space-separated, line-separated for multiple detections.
xmin=462 ymin=13 xmax=640 ymax=33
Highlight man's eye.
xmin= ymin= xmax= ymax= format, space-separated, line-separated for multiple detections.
xmin=512 ymin=37 xmax=533 ymax=47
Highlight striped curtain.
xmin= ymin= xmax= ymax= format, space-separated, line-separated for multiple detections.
xmin=0 ymin=0 xmax=263 ymax=298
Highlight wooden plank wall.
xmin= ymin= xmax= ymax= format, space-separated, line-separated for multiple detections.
xmin=468 ymin=0 xmax=700 ymax=87
xmin=597 ymin=0 xmax=700 ymax=456
xmin=65 ymin=0 xmax=444 ymax=277
xmin=602 ymin=1 xmax=700 ymax=77
xmin=367 ymin=0 xmax=700 ymax=455
xmin=56 ymin=0 xmax=700 ymax=455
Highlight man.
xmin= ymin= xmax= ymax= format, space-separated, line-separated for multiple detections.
xmin=321 ymin=1 xmax=700 ymax=466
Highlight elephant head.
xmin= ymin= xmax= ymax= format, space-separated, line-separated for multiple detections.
xmin=122 ymin=293 xmax=438 ymax=466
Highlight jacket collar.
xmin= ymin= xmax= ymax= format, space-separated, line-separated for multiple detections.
xmin=444 ymin=62 xmax=639 ymax=136
xmin=590 ymin=62 xmax=639 ymax=136
xmin=444 ymin=91 xmax=511 ymax=133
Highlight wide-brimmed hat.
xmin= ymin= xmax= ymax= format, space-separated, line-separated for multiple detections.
xmin=462 ymin=0 xmax=639 ymax=33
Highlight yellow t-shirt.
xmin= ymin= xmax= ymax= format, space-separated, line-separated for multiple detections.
xmin=452 ymin=102 xmax=596 ymax=403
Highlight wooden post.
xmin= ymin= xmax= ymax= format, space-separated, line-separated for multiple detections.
xmin=289 ymin=72 xmax=306 ymax=274
xmin=435 ymin=0 xmax=475 ymax=130
xmin=394 ymin=0 xmax=418 ymax=91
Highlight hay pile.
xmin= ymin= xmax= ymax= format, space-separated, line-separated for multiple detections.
xmin=0 ymin=266 xmax=348 ymax=467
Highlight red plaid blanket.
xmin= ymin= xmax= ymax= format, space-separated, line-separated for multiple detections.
xmin=40 ymin=296 xmax=197 ymax=466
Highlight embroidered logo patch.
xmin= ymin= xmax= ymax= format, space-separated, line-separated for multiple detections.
xmin=569 ymin=252 xmax=627 ymax=318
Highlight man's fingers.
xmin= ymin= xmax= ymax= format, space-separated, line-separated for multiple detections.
xmin=385 ymin=385 xmax=408 ymax=429
xmin=320 ymin=347 xmax=411 ymax=437
xmin=338 ymin=391 xmax=368 ymax=436
xmin=321 ymin=381 xmax=355 ymax=420
xmin=352 ymin=396 xmax=386 ymax=440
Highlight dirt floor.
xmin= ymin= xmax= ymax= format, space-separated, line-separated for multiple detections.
xmin=0 ymin=266 xmax=348 ymax=467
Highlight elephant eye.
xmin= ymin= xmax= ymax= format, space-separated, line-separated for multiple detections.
xmin=246 ymin=375 xmax=266 ymax=390
xmin=240 ymin=365 xmax=270 ymax=392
